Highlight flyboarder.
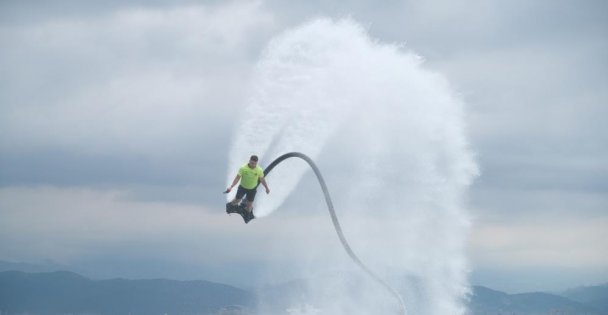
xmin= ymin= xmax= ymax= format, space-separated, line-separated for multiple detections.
xmin=225 ymin=155 xmax=270 ymax=221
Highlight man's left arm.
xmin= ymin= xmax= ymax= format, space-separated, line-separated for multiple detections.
xmin=260 ymin=177 xmax=270 ymax=194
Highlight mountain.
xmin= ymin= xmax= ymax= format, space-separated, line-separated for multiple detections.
xmin=561 ymin=284 xmax=608 ymax=314
xmin=468 ymin=286 xmax=601 ymax=315
xmin=0 ymin=260 xmax=69 ymax=274
xmin=2 ymin=268 xmax=607 ymax=315
xmin=0 ymin=271 xmax=254 ymax=315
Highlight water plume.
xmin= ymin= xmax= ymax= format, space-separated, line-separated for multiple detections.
xmin=227 ymin=18 xmax=477 ymax=315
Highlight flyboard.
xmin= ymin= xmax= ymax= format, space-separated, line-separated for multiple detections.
xmin=223 ymin=190 xmax=255 ymax=224
xmin=225 ymin=201 xmax=255 ymax=224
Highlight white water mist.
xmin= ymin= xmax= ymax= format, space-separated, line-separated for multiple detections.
xmin=227 ymin=18 xmax=477 ymax=315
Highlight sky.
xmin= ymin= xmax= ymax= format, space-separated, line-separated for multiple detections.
xmin=0 ymin=0 xmax=607 ymax=294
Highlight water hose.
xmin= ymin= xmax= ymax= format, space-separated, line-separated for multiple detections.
xmin=263 ymin=152 xmax=406 ymax=315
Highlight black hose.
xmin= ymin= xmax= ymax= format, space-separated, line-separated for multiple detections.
xmin=263 ymin=152 xmax=406 ymax=315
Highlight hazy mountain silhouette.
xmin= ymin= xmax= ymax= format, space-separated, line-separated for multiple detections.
xmin=0 ymin=260 xmax=69 ymax=274
xmin=468 ymin=285 xmax=604 ymax=315
xmin=0 ymin=271 xmax=253 ymax=315
xmin=561 ymin=283 xmax=608 ymax=314
xmin=1 ymin=268 xmax=607 ymax=315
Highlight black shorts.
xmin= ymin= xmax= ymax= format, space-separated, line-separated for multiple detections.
xmin=236 ymin=185 xmax=257 ymax=202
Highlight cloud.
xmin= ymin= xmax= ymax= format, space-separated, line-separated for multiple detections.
xmin=468 ymin=210 xmax=608 ymax=292
xmin=0 ymin=185 xmax=296 ymax=280
xmin=470 ymin=216 xmax=608 ymax=268
xmin=0 ymin=2 xmax=276 ymax=191
xmin=0 ymin=1 xmax=275 ymax=151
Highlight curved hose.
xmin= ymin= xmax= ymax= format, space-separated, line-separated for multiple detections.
xmin=263 ymin=152 xmax=406 ymax=315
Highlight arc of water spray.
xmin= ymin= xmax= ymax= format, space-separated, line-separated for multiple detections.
xmin=262 ymin=152 xmax=407 ymax=315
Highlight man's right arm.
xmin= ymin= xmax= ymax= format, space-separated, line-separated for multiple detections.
xmin=226 ymin=175 xmax=241 ymax=192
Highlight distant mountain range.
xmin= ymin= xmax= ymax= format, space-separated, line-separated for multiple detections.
xmin=562 ymin=284 xmax=608 ymax=314
xmin=0 ymin=271 xmax=253 ymax=315
xmin=0 ymin=268 xmax=606 ymax=315
xmin=468 ymin=285 xmax=605 ymax=315
xmin=0 ymin=260 xmax=70 ymax=274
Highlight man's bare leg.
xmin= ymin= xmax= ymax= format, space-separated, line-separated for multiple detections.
xmin=245 ymin=200 xmax=253 ymax=212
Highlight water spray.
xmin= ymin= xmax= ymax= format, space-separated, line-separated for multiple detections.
xmin=228 ymin=18 xmax=476 ymax=314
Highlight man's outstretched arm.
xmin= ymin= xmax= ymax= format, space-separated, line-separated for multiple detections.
xmin=226 ymin=175 xmax=241 ymax=192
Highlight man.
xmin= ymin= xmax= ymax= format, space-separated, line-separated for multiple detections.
xmin=226 ymin=155 xmax=270 ymax=213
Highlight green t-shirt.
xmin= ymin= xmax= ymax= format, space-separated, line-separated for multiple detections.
xmin=238 ymin=164 xmax=264 ymax=189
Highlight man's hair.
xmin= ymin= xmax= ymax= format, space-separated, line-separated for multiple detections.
xmin=250 ymin=155 xmax=259 ymax=162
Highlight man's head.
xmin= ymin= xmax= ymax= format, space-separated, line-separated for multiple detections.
xmin=248 ymin=155 xmax=258 ymax=168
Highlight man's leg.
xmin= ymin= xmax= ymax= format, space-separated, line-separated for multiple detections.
xmin=233 ymin=186 xmax=245 ymax=205
xmin=245 ymin=188 xmax=257 ymax=212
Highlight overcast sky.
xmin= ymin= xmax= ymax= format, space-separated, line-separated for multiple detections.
xmin=0 ymin=0 xmax=606 ymax=294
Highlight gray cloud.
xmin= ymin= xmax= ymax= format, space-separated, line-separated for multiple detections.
xmin=0 ymin=2 xmax=275 ymax=199
xmin=0 ymin=0 xmax=606 ymax=293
